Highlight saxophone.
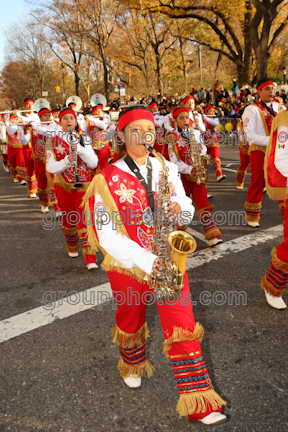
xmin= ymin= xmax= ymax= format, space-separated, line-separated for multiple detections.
xmin=146 ymin=145 xmax=197 ymax=299
xmin=275 ymin=97 xmax=283 ymax=112
xmin=188 ymin=125 xmax=209 ymax=185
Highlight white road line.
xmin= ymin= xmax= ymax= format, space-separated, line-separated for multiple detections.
xmin=222 ymin=168 xmax=238 ymax=173
xmin=186 ymin=227 xmax=209 ymax=244
xmin=0 ymin=197 xmax=39 ymax=202
xmin=0 ymin=283 xmax=112 ymax=344
xmin=0 ymin=225 xmax=283 ymax=344
xmin=0 ymin=195 xmax=28 ymax=199
xmin=225 ymin=163 xmax=233 ymax=167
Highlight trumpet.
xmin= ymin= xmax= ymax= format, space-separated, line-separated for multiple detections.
xmin=68 ymin=126 xmax=82 ymax=188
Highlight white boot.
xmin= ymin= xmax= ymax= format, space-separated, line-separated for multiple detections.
xmin=217 ymin=174 xmax=226 ymax=182
xmin=14 ymin=178 xmax=20 ymax=183
xmin=20 ymin=180 xmax=27 ymax=185
xmin=2 ymin=163 xmax=9 ymax=173
xmin=265 ymin=290 xmax=287 ymax=310
xmin=236 ymin=185 xmax=243 ymax=190
xmin=30 ymin=193 xmax=37 ymax=198
xmin=208 ymin=238 xmax=223 ymax=248
xmin=41 ymin=205 xmax=49 ymax=213
xmin=247 ymin=221 xmax=260 ymax=228
xmin=68 ymin=252 xmax=79 ymax=258
xmin=86 ymin=263 xmax=98 ymax=270
xmin=123 ymin=374 xmax=141 ymax=388
xmin=198 ymin=412 xmax=227 ymax=425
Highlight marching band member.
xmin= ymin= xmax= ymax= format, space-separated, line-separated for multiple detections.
xmin=149 ymin=102 xmax=166 ymax=158
xmin=85 ymin=104 xmax=110 ymax=172
xmin=17 ymin=98 xmax=39 ymax=197
xmin=163 ymin=104 xmax=177 ymax=133
xmin=235 ymin=121 xmax=250 ymax=189
xmin=5 ymin=113 xmax=26 ymax=183
xmin=35 ymin=107 xmax=99 ymax=270
xmin=261 ymin=110 xmax=288 ymax=309
xmin=242 ymin=79 xmax=285 ymax=227
xmin=202 ymin=106 xmax=226 ymax=182
xmin=0 ymin=115 xmax=9 ymax=172
xmin=83 ymin=106 xmax=226 ymax=426
xmin=51 ymin=108 xmax=60 ymax=124
xmin=167 ymin=107 xmax=223 ymax=247
xmin=183 ymin=96 xmax=205 ymax=132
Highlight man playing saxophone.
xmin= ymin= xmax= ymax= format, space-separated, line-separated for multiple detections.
xmin=83 ymin=106 xmax=227 ymax=426
xmin=167 ymin=107 xmax=223 ymax=247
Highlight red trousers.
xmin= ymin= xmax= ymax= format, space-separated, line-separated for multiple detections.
xmin=245 ymin=151 xmax=266 ymax=223
xmin=23 ymin=145 xmax=37 ymax=194
xmin=55 ymin=185 xmax=96 ymax=264
xmin=108 ymin=270 xmax=225 ymax=418
xmin=46 ymin=172 xmax=60 ymax=211
xmin=34 ymin=161 xmax=50 ymax=207
xmin=262 ymin=199 xmax=288 ymax=297
xmin=7 ymin=145 xmax=26 ymax=181
xmin=181 ymin=175 xmax=221 ymax=240
xmin=236 ymin=147 xmax=250 ymax=188
xmin=206 ymin=145 xmax=222 ymax=177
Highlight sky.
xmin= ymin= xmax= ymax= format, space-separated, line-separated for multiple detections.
xmin=0 ymin=0 xmax=37 ymax=68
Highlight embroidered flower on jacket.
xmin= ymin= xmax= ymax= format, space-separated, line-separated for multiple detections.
xmin=169 ymin=182 xmax=177 ymax=197
xmin=112 ymin=175 xmax=119 ymax=182
xmin=114 ymin=183 xmax=136 ymax=203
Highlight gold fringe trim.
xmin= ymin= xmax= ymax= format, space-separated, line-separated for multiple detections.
xmin=248 ymin=144 xmax=266 ymax=154
xmin=237 ymin=169 xmax=247 ymax=175
xmin=204 ymin=228 xmax=222 ymax=241
xmin=176 ymin=388 xmax=226 ymax=416
xmin=54 ymin=174 xmax=90 ymax=193
xmin=261 ymin=247 xmax=288 ymax=297
xmin=101 ymin=254 xmax=149 ymax=284
xmin=206 ymin=143 xmax=219 ymax=148
xmin=118 ymin=357 xmax=155 ymax=379
xmin=112 ymin=322 xmax=150 ymax=348
xmin=264 ymin=111 xmax=288 ymax=202
xmin=197 ymin=204 xmax=215 ymax=219
xmin=210 ymin=158 xmax=221 ymax=163
xmin=163 ymin=324 xmax=204 ymax=359
xmin=240 ymin=143 xmax=249 ymax=155
xmin=244 ymin=201 xmax=262 ymax=210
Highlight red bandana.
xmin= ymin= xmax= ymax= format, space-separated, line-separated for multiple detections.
xmin=148 ymin=103 xmax=157 ymax=109
xmin=204 ymin=105 xmax=214 ymax=113
xmin=173 ymin=107 xmax=189 ymax=119
xmin=38 ymin=108 xmax=51 ymax=117
xmin=257 ymin=80 xmax=273 ymax=91
xmin=92 ymin=105 xmax=103 ymax=113
xmin=183 ymin=96 xmax=194 ymax=104
xmin=24 ymin=99 xmax=34 ymax=107
xmin=59 ymin=109 xmax=77 ymax=121
xmin=117 ymin=109 xmax=154 ymax=131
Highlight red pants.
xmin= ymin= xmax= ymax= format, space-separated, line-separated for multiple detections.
xmin=46 ymin=172 xmax=60 ymax=211
xmin=55 ymin=185 xmax=96 ymax=264
xmin=7 ymin=145 xmax=26 ymax=181
xmin=236 ymin=147 xmax=250 ymax=187
xmin=245 ymin=151 xmax=265 ymax=223
xmin=262 ymin=199 xmax=288 ymax=297
xmin=23 ymin=145 xmax=37 ymax=194
xmin=181 ymin=176 xmax=221 ymax=240
xmin=108 ymin=271 xmax=225 ymax=418
xmin=96 ymin=145 xmax=110 ymax=171
xmin=206 ymin=145 xmax=222 ymax=177
xmin=34 ymin=160 xmax=50 ymax=207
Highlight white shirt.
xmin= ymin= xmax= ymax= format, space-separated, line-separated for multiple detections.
xmin=95 ymin=157 xmax=195 ymax=276
xmin=164 ymin=114 xmax=174 ymax=132
xmin=275 ymin=125 xmax=288 ymax=182
xmin=168 ymin=128 xmax=207 ymax=175
xmin=0 ymin=122 xmax=7 ymax=142
xmin=202 ymin=115 xmax=219 ymax=129
xmin=154 ymin=114 xmax=164 ymax=128
xmin=17 ymin=113 xmax=40 ymax=145
xmin=189 ymin=111 xmax=206 ymax=132
xmin=242 ymin=101 xmax=284 ymax=147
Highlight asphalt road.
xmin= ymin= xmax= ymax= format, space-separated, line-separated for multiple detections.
xmin=0 ymin=144 xmax=287 ymax=432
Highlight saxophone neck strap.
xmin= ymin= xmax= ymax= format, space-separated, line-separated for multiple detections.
xmin=124 ymin=154 xmax=154 ymax=213
xmin=260 ymin=100 xmax=276 ymax=118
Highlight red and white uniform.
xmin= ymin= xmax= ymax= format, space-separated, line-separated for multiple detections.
xmin=84 ymin=115 xmax=110 ymax=172
xmin=5 ymin=117 xmax=26 ymax=181
xmin=202 ymin=114 xmax=223 ymax=178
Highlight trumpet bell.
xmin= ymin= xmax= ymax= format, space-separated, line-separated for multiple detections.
xmin=34 ymin=98 xmax=50 ymax=113
xmin=66 ymin=95 xmax=82 ymax=112
xmin=90 ymin=93 xmax=107 ymax=108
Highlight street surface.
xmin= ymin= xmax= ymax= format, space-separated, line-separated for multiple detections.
xmin=0 ymin=144 xmax=287 ymax=432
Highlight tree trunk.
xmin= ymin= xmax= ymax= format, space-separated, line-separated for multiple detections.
xmin=74 ymin=72 xmax=80 ymax=96
xmin=155 ymin=53 xmax=163 ymax=96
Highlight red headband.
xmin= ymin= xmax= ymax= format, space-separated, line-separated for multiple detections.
xmin=183 ymin=96 xmax=195 ymax=104
xmin=52 ymin=109 xmax=59 ymax=113
xmin=257 ymin=80 xmax=273 ymax=91
xmin=59 ymin=108 xmax=77 ymax=121
xmin=92 ymin=105 xmax=103 ymax=112
xmin=205 ymin=105 xmax=214 ymax=113
xmin=24 ymin=99 xmax=34 ymax=106
xmin=173 ymin=107 xmax=189 ymax=119
xmin=117 ymin=109 xmax=154 ymax=131
xmin=10 ymin=113 xmax=17 ymax=118
xmin=38 ymin=108 xmax=50 ymax=117
xmin=149 ymin=103 xmax=157 ymax=109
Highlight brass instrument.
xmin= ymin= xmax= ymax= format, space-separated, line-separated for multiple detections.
xmin=275 ymin=97 xmax=283 ymax=112
xmin=68 ymin=126 xmax=82 ymax=188
xmin=188 ymin=126 xmax=209 ymax=185
xmin=146 ymin=144 xmax=196 ymax=299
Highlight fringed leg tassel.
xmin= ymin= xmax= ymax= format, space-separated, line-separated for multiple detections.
xmin=176 ymin=389 xmax=226 ymax=416
xmin=38 ymin=188 xmax=51 ymax=207
xmin=118 ymin=352 xmax=155 ymax=379
xmin=198 ymin=207 xmax=222 ymax=240
xmin=211 ymin=158 xmax=222 ymax=177
xmin=61 ymin=225 xmax=80 ymax=253
xmin=163 ymin=323 xmax=204 ymax=359
xmin=236 ymin=169 xmax=247 ymax=188
xmin=245 ymin=201 xmax=262 ymax=223
xmin=261 ymin=248 xmax=288 ymax=297
xmin=112 ymin=322 xmax=149 ymax=348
